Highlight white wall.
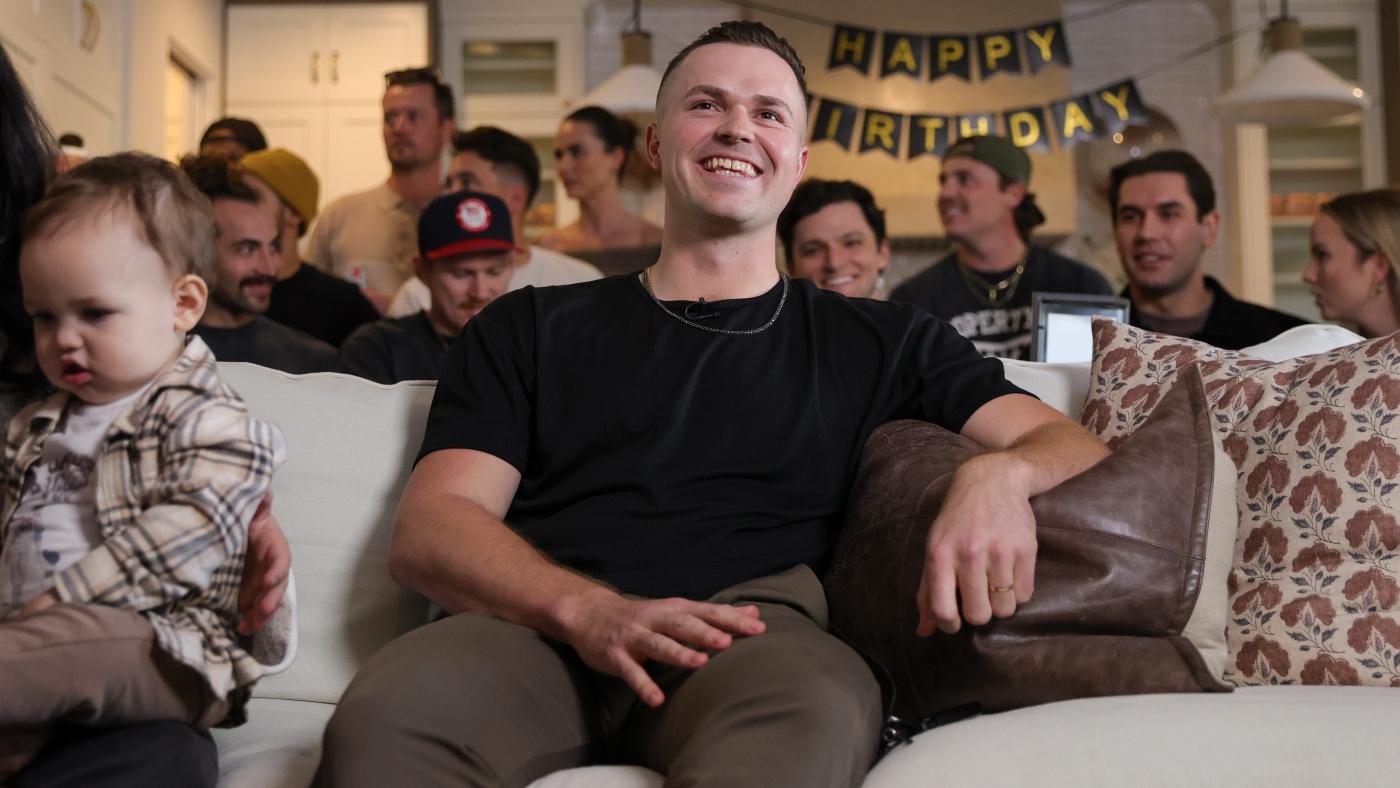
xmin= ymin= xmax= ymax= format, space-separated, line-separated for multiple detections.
xmin=125 ymin=0 xmax=223 ymax=156
xmin=0 ymin=0 xmax=221 ymax=157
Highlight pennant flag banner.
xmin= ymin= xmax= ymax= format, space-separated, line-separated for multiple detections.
xmin=808 ymin=79 xmax=1147 ymax=157
xmin=829 ymin=18 xmax=1072 ymax=82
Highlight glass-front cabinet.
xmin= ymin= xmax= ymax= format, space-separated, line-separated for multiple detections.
xmin=439 ymin=2 xmax=587 ymax=233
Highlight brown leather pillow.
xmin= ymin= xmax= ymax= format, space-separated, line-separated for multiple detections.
xmin=826 ymin=366 xmax=1234 ymax=719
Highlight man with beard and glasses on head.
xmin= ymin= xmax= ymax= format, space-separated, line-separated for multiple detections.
xmin=180 ymin=156 xmax=336 ymax=373
xmin=305 ymin=68 xmax=456 ymax=312
xmin=314 ymin=20 xmax=1109 ymax=788
xmin=1110 ymin=150 xmax=1306 ymax=348
xmin=891 ymin=135 xmax=1113 ymax=360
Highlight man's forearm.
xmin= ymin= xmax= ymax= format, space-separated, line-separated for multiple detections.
xmin=389 ymin=490 xmax=616 ymax=641
xmin=963 ymin=419 xmax=1109 ymax=498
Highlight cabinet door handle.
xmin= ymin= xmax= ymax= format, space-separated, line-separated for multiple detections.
xmin=331 ymin=50 xmax=340 ymax=84
xmin=311 ymin=50 xmax=320 ymax=84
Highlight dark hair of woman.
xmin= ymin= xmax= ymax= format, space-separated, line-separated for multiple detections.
xmin=564 ymin=105 xmax=637 ymax=180
xmin=0 ymin=41 xmax=56 ymax=386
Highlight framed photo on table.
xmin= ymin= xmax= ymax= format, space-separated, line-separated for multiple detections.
xmin=1031 ymin=293 xmax=1130 ymax=363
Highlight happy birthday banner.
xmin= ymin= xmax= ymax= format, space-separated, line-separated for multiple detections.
xmin=807 ymin=79 xmax=1149 ymax=157
xmin=828 ymin=20 xmax=1071 ymax=82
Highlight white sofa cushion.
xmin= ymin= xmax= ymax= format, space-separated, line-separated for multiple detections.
xmin=865 ymin=687 xmax=1400 ymax=788
xmin=217 ymin=365 xmax=435 ymax=705
xmin=213 ymin=698 xmax=332 ymax=788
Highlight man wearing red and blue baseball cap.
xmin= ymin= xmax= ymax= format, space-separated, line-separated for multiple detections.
xmin=337 ymin=191 xmax=517 ymax=383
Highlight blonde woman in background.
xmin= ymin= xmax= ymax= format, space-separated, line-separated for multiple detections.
xmin=1305 ymin=189 xmax=1400 ymax=339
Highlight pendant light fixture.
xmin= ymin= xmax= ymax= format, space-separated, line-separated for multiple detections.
xmin=579 ymin=0 xmax=661 ymax=114
xmin=1215 ymin=1 xmax=1369 ymax=125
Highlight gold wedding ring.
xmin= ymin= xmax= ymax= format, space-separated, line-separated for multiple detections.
xmin=989 ymin=583 xmax=1014 ymax=594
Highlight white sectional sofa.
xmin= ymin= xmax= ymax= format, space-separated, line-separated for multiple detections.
xmin=212 ymin=323 xmax=1399 ymax=788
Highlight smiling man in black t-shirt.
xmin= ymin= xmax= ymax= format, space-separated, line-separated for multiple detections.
xmin=316 ymin=21 xmax=1110 ymax=788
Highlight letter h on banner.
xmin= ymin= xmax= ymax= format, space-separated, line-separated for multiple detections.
xmin=829 ymin=25 xmax=875 ymax=74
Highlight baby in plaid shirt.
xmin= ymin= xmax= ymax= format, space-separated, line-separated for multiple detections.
xmin=0 ymin=153 xmax=284 ymax=776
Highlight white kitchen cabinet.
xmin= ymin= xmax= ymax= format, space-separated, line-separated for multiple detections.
xmin=226 ymin=2 xmax=428 ymax=208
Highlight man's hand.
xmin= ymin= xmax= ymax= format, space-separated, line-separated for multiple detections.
xmin=239 ymin=493 xmax=291 ymax=635
xmin=916 ymin=455 xmax=1037 ymax=636
xmin=21 ymin=590 xmax=60 ymax=617
xmin=557 ymin=590 xmax=766 ymax=707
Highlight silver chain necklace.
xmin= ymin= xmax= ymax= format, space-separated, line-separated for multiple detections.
xmin=639 ymin=267 xmax=789 ymax=336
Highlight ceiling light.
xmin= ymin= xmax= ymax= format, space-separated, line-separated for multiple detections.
xmin=1216 ymin=15 xmax=1369 ymax=125
xmin=579 ymin=0 xmax=661 ymax=114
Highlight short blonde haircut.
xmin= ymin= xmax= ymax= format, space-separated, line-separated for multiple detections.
xmin=1320 ymin=189 xmax=1400 ymax=287
xmin=22 ymin=152 xmax=218 ymax=284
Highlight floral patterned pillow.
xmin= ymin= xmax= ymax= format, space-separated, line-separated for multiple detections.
xmin=1082 ymin=319 xmax=1400 ymax=687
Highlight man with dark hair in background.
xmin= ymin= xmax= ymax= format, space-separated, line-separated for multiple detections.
xmin=305 ymin=68 xmax=456 ymax=311
xmin=198 ymin=117 xmax=268 ymax=161
xmin=387 ymin=126 xmax=601 ymax=316
xmin=1110 ymin=149 xmax=1306 ymax=348
xmin=891 ymin=134 xmax=1113 ymax=360
xmin=778 ymin=178 xmax=891 ymax=299
xmin=239 ymin=148 xmax=380 ymax=346
xmin=180 ymin=155 xmax=336 ymax=373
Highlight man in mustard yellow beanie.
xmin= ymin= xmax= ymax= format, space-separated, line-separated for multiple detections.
xmin=241 ymin=148 xmax=380 ymax=346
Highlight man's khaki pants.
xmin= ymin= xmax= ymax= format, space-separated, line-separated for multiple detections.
xmin=314 ymin=566 xmax=882 ymax=788
xmin=0 ymin=603 xmax=225 ymax=778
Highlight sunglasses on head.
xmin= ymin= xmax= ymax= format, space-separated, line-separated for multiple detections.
xmin=385 ymin=66 xmax=443 ymax=87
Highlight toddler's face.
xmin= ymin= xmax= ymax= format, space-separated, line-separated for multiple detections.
xmin=21 ymin=214 xmax=199 ymax=404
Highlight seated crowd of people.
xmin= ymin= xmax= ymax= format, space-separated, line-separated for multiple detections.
xmin=1 ymin=18 xmax=1399 ymax=787
xmin=92 ymin=66 xmax=1398 ymax=383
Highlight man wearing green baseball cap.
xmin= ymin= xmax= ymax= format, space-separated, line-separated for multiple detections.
xmin=891 ymin=134 xmax=1113 ymax=360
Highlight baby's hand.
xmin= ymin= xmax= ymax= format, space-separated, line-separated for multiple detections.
xmin=21 ymin=590 xmax=60 ymax=617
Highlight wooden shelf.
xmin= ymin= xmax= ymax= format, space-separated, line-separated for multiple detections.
xmin=1269 ymin=157 xmax=1363 ymax=172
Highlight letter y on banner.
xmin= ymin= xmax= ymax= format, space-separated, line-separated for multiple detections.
xmin=1022 ymin=21 xmax=1071 ymax=74
xmin=1092 ymin=80 xmax=1149 ymax=134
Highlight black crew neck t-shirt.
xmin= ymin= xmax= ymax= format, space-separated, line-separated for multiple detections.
xmin=267 ymin=263 xmax=382 ymax=347
xmin=338 ymin=311 xmax=451 ymax=384
xmin=420 ymin=273 xmax=1024 ymax=600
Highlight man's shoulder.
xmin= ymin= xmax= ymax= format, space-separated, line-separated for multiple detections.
xmin=510 ymin=246 xmax=604 ymax=290
xmin=314 ymin=184 xmax=391 ymax=227
xmin=1028 ymin=246 xmax=1112 ymax=287
xmin=1215 ymin=287 xmax=1309 ymax=330
xmin=346 ymin=313 xmax=429 ymax=345
xmin=250 ymin=316 xmax=337 ymax=352
xmin=290 ymin=264 xmax=363 ymax=297
xmin=889 ymin=253 xmax=960 ymax=302
xmin=798 ymin=278 xmax=945 ymax=334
